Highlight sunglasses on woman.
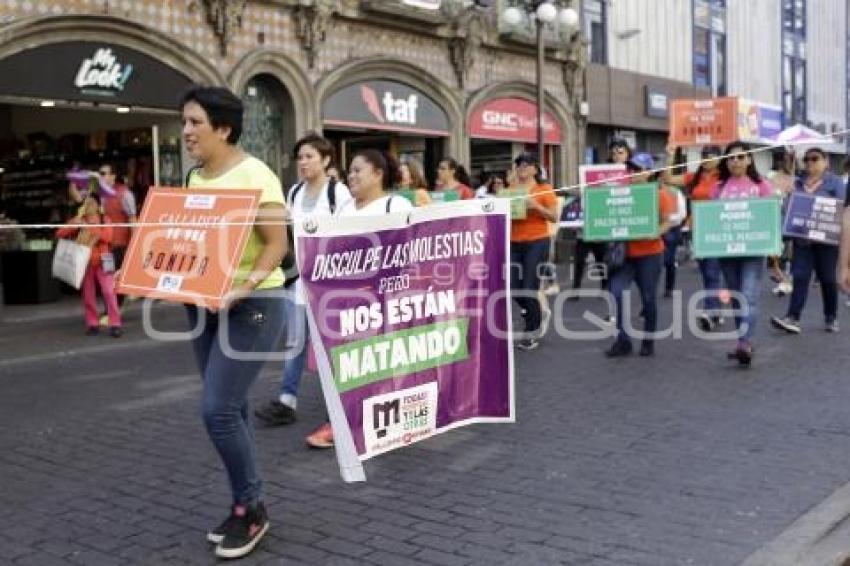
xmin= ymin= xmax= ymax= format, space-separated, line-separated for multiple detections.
xmin=803 ymin=155 xmax=822 ymax=163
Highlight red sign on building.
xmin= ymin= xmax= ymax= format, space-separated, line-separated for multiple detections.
xmin=468 ymin=98 xmax=562 ymax=145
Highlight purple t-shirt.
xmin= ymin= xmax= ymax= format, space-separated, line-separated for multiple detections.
xmin=710 ymin=176 xmax=775 ymax=200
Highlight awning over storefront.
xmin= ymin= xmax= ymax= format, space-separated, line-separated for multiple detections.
xmin=0 ymin=41 xmax=193 ymax=109
xmin=322 ymin=80 xmax=450 ymax=137
xmin=468 ymin=97 xmax=562 ymax=145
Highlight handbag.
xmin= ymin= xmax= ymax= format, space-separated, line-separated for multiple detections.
xmin=52 ymin=238 xmax=92 ymax=289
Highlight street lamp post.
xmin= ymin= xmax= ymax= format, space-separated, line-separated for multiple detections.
xmin=503 ymin=1 xmax=578 ymax=180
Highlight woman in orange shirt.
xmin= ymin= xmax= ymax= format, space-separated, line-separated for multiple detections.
xmin=606 ymin=153 xmax=676 ymax=358
xmin=663 ymin=144 xmax=724 ymax=332
xmin=509 ymin=153 xmax=558 ymax=351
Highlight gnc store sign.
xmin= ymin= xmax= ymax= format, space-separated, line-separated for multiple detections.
xmin=468 ymin=98 xmax=562 ymax=145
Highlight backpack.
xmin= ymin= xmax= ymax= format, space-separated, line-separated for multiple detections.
xmin=282 ymin=179 xmax=337 ymax=287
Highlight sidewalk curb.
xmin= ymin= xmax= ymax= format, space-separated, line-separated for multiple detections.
xmin=741 ymin=481 xmax=850 ymax=566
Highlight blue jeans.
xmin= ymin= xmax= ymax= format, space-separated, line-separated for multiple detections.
xmin=663 ymin=227 xmax=681 ymax=292
xmin=609 ymin=253 xmax=663 ymax=346
xmin=698 ymin=258 xmax=723 ymax=315
xmin=280 ymin=293 xmax=308 ymax=399
xmin=719 ymin=258 xmax=764 ymax=344
xmin=186 ymin=289 xmax=286 ymax=506
xmin=787 ymin=241 xmax=839 ymax=321
xmin=510 ymin=238 xmax=551 ymax=333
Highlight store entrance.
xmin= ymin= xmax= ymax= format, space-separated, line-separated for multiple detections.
xmin=324 ymin=130 xmax=445 ymax=188
xmin=0 ymin=103 xmax=182 ymax=232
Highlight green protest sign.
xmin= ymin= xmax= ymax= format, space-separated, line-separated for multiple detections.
xmin=430 ymin=189 xmax=460 ymax=203
xmin=583 ymin=183 xmax=659 ymax=241
xmin=497 ymin=187 xmax=528 ymax=220
xmin=397 ymin=189 xmax=417 ymax=205
xmin=692 ymin=198 xmax=782 ymax=258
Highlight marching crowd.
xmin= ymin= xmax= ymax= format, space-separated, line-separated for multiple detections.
xmin=50 ymin=84 xmax=850 ymax=560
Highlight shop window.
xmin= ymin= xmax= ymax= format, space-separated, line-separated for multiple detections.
xmin=781 ymin=0 xmax=806 ymax=124
xmin=583 ymin=0 xmax=607 ymax=65
xmin=692 ymin=0 xmax=726 ymax=95
xmin=241 ymin=75 xmax=287 ymax=181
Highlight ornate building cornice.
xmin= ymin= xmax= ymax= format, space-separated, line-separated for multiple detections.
xmin=201 ymin=0 xmax=248 ymax=56
xmin=293 ymin=0 xmax=337 ymax=69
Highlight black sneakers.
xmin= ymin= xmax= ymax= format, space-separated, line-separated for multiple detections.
xmin=604 ymin=341 xmax=632 ymax=358
xmin=254 ymin=400 xmax=297 ymax=426
xmin=209 ymin=502 xmax=270 ymax=559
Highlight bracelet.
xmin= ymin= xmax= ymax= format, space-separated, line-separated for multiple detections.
xmin=246 ymin=274 xmax=263 ymax=287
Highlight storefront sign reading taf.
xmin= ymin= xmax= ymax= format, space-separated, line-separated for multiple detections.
xmin=117 ymin=187 xmax=261 ymax=309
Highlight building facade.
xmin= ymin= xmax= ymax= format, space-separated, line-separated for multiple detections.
xmin=584 ymin=0 xmax=849 ymax=164
xmin=0 ymin=0 xmax=586 ymax=192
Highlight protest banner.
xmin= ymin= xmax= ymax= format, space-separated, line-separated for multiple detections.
xmin=782 ymin=192 xmax=842 ymax=246
xmin=559 ymin=164 xmax=628 ymax=229
xmin=692 ymin=198 xmax=782 ymax=258
xmin=117 ymin=187 xmax=261 ymax=308
xmin=583 ymin=183 xmax=660 ymax=241
xmin=669 ymin=97 xmax=738 ymax=146
xmin=295 ymin=199 xmax=515 ymax=482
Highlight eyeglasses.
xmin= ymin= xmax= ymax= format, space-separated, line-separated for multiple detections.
xmin=803 ymin=155 xmax=823 ymax=163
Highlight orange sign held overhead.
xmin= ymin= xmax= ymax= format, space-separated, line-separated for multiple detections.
xmin=669 ymin=97 xmax=738 ymax=146
xmin=117 ymin=187 xmax=261 ymax=309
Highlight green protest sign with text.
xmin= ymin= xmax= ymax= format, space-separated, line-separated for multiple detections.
xmin=582 ymin=183 xmax=659 ymax=241
xmin=692 ymin=198 xmax=782 ymax=258
xmin=497 ymin=188 xmax=528 ymax=220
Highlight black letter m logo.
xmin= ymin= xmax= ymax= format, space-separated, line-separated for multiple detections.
xmin=373 ymin=400 xmax=401 ymax=439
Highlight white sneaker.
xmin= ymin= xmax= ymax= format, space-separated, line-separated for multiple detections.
xmin=772 ymin=281 xmax=793 ymax=296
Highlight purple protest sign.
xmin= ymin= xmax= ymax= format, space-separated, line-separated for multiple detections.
xmin=295 ymin=200 xmax=515 ymax=481
xmin=561 ymin=164 xmax=630 ymax=228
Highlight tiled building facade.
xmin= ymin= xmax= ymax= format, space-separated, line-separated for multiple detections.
xmin=0 ymin=0 xmax=585 ymax=187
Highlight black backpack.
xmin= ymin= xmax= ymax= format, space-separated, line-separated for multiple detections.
xmin=282 ymin=180 xmax=337 ymax=286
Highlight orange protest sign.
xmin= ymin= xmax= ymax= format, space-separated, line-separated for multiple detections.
xmin=117 ymin=187 xmax=262 ymax=308
xmin=669 ymin=97 xmax=738 ymax=146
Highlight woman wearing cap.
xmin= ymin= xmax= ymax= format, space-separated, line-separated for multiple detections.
xmin=710 ymin=142 xmax=775 ymax=366
xmin=771 ymin=147 xmax=846 ymax=335
xmin=605 ymin=153 xmax=676 ymax=358
xmin=663 ymin=144 xmax=724 ymax=331
xmin=571 ymin=139 xmax=633 ymax=296
xmin=509 ymin=152 xmax=558 ymax=351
